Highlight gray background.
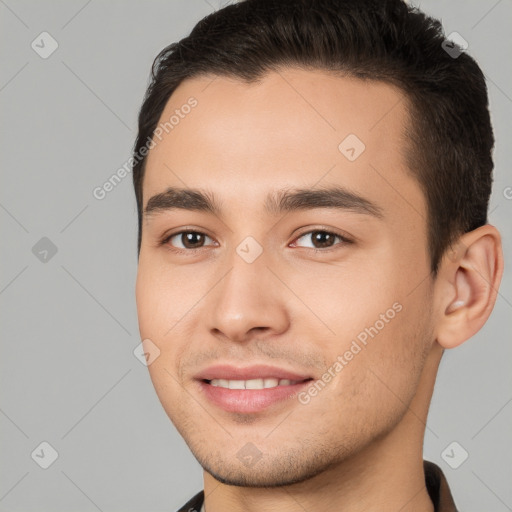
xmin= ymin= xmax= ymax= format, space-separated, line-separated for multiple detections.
xmin=0 ymin=0 xmax=510 ymax=511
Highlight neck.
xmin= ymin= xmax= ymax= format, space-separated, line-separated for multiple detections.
xmin=203 ymin=343 xmax=443 ymax=512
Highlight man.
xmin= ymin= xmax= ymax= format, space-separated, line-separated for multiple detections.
xmin=132 ymin=0 xmax=503 ymax=510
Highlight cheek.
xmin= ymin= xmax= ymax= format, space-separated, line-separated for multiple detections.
xmin=294 ymin=264 xmax=400 ymax=339
xmin=307 ymin=269 xmax=433 ymax=415
xmin=135 ymin=257 xmax=196 ymax=390
xmin=135 ymin=255 xmax=193 ymax=339
xmin=135 ymin=270 xmax=164 ymax=340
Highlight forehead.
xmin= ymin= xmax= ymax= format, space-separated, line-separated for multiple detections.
xmin=142 ymin=68 xmax=425 ymax=227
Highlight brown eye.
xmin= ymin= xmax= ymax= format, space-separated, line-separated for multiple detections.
xmin=166 ymin=231 xmax=215 ymax=249
xmin=293 ymin=230 xmax=350 ymax=250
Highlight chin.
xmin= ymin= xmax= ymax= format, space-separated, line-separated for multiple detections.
xmin=193 ymin=446 xmax=344 ymax=488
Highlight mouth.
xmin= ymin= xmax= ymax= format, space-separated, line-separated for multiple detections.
xmin=195 ymin=365 xmax=314 ymax=413
xmin=206 ymin=377 xmax=307 ymax=389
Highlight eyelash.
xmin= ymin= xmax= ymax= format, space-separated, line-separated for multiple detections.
xmin=160 ymin=228 xmax=353 ymax=254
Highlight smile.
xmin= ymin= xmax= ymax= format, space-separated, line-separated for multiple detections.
xmin=195 ymin=365 xmax=314 ymax=413
xmin=208 ymin=378 xmax=304 ymax=389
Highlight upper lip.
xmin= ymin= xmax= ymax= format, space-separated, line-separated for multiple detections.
xmin=195 ymin=364 xmax=313 ymax=382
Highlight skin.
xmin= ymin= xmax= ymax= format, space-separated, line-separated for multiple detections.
xmin=135 ymin=68 xmax=503 ymax=511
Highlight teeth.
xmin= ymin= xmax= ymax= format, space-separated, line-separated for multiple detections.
xmin=246 ymin=378 xmax=264 ymax=389
xmin=264 ymin=378 xmax=279 ymax=388
xmin=209 ymin=378 xmax=299 ymax=389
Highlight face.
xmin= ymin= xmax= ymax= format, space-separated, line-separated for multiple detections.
xmin=136 ymin=69 xmax=436 ymax=487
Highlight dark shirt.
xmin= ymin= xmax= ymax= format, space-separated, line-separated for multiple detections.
xmin=176 ymin=460 xmax=457 ymax=511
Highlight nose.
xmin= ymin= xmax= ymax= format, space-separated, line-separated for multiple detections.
xmin=205 ymin=250 xmax=290 ymax=343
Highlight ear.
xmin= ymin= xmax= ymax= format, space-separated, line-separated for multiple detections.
xmin=434 ymin=224 xmax=504 ymax=349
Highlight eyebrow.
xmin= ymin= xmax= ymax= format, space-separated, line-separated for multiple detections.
xmin=143 ymin=185 xmax=383 ymax=219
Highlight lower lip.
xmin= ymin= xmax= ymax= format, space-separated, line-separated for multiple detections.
xmin=198 ymin=380 xmax=312 ymax=413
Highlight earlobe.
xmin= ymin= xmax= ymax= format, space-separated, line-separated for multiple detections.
xmin=435 ymin=225 xmax=503 ymax=350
